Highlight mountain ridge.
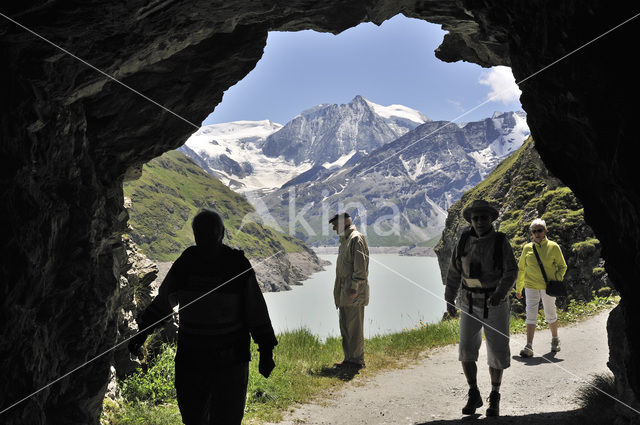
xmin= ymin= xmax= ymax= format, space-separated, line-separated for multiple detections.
xmin=258 ymin=111 xmax=529 ymax=246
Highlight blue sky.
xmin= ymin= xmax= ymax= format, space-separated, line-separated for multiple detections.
xmin=203 ymin=14 xmax=522 ymax=126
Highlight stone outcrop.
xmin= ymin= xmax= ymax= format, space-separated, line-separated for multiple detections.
xmin=111 ymin=235 xmax=159 ymax=381
xmin=435 ymin=137 xmax=612 ymax=315
xmin=1 ymin=1 xmax=640 ymax=423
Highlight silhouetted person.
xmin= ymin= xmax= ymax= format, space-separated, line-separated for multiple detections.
xmin=128 ymin=209 xmax=277 ymax=425
xmin=444 ymin=200 xmax=517 ymax=417
xmin=330 ymin=212 xmax=369 ymax=369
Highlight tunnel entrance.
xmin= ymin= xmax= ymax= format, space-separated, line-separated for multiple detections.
xmin=2 ymin=3 xmax=639 ymax=424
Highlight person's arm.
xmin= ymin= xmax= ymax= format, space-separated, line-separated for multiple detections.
xmin=349 ymin=236 xmax=369 ymax=296
xmin=551 ymin=243 xmax=568 ymax=281
xmin=242 ymin=255 xmax=278 ymax=377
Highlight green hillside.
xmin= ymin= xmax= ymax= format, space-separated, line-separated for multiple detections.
xmin=435 ymin=137 xmax=611 ymax=303
xmin=123 ymin=150 xmax=306 ymax=261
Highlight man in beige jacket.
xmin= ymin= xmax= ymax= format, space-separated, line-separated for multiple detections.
xmin=330 ymin=212 xmax=369 ymax=368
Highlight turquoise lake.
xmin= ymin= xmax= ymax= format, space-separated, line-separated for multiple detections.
xmin=263 ymin=254 xmax=446 ymax=339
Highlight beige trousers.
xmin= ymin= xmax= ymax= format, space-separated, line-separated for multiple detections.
xmin=339 ymin=306 xmax=365 ymax=365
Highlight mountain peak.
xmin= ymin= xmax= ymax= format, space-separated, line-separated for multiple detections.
xmin=351 ymin=94 xmax=368 ymax=103
xmin=365 ymin=98 xmax=430 ymax=125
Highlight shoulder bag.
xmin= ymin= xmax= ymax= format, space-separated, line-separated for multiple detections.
xmin=532 ymin=244 xmax=567 ymax=297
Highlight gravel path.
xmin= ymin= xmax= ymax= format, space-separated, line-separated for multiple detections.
xmin=266 ymin=309 xmax=613 ymax=424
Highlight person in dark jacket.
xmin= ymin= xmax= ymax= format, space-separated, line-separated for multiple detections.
xmin=128 ymin=209 xmax=277 ymax=425
xmin=444 ymin=199 xmax=517 ymax=417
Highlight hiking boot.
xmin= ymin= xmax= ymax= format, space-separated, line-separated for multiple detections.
xmin=462 ymin=387 xmax=483 ymax=415
xmin=486 ymin=391 xmax=500 ymax=417
xmin=520 ymin=343 xmax=533 ymax=358
xmin=551 ymin=337 xmax=561 ymax=352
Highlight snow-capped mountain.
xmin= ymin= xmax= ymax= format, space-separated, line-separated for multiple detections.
xmin=261 ymin=95 xmax=429 ymax=166
xmin=181 ymin=96 xmax=429 ymax=191
xmin=259 ymin=111 xmax=530 ymax=246
xmin=180 ymin=120 xmax=312 ymax=192
xmin=464 ymin=111 xmax=530 ymax=176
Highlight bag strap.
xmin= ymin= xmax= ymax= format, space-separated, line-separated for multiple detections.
xmin=493 ymin=231 xmax=505 ymax=271
xmin=456 ymin=228 xmax=471 ymax=264
xmin=531 ymin=244 xmax=549 ymax=284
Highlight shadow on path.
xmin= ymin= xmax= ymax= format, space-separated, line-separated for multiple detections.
xmin=416 ymin=408 xmax=586 ymax=424
xmin=309 ymin=365 xmax=361 ymax=382
xmin=511 ymin=352 xmax=564 ymax=366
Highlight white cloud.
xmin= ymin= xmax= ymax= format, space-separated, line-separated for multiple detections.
xmin=479 ymin=66 xmax=521 ymax=104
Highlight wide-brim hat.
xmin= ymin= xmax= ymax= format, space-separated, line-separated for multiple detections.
xmin=462 ymin=199 xmax=499 ymax=223
xmin=329 ymin=212 xmax=350 ymax=223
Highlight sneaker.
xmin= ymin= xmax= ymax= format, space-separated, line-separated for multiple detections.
xmin=551 ymin=337 xmax=561 ymax=352
xmin=462 ymin=387 xmax=483 ymax=415
xmin=520 ymin=344 xmax=533 ymax=358
xmin=486 ymin=391 xmax=500 ymax=417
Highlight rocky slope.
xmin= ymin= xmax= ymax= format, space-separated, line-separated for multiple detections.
xmin=434 ymin=137 xmax=612 ymax=309
xmin=123 ymin=150 xmax=326 ymax=291
xmin=110 ymin=235 xmax=167 ymax=382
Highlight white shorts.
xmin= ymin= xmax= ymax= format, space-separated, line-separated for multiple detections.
xmin=524 ymin=288 xmax=558 ymax=325
xmin=458 ymin=300 xmax=511 ymax=369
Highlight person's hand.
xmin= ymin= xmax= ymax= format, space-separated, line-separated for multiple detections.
xmin=259 ymin=349 xmax=275 ymax=378
xmin=515 ymin=292 xmax=523 ymax=300
xmin=128 ymin=332 xmax=147 ymax=359
xmin=488 ymin=293 xmax=503 ymax=306
xmin=348 ymin=290 xmax=357 ymax=300
xmin=445 ymin=302 xmax=457 ymax=318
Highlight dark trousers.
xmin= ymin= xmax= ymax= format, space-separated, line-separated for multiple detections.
xmin=175 ymin=354 xmax=249 ymax=425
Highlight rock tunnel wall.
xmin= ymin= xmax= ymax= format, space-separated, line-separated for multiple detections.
xmin=1 ymin=1 xmax=639 ymax=423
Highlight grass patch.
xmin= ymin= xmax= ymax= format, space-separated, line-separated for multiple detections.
xmin=103 ymin=295 xmax=618 ymax=424
xmin=124 ymin=150 xmax=307 ymax=261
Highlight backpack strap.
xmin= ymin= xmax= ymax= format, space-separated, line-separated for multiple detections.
xmin=455 ymin=228 xmax=472 ymax=264
xmin=461 ymin=283 xmax=496 ymax=318
xmin=493 ymin=231 xmax=505 ymax=271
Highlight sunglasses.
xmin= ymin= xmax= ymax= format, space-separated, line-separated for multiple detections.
xmin=531 ymin=228 xmax=545 ymax=234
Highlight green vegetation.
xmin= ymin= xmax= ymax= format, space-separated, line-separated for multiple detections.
xmin=572 ymin=238 xmax=600 ymax=256
xmin=102 ymin=295 xmax=618 ymax=424
xmin=120 ymin=344 xmax=177 ymax=404
xmin=123 ymin=150 xmax=307 ymax=261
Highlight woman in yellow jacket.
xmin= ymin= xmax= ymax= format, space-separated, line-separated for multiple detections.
xmin=515 ymin=219 xmax=567 ymax=357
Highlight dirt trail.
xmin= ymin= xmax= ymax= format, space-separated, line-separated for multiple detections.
xmin=266 ymin=309 xmax=613 ymax=424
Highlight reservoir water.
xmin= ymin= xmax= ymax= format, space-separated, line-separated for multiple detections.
xmin=263 ymin=254 xmax=446 ymax=339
